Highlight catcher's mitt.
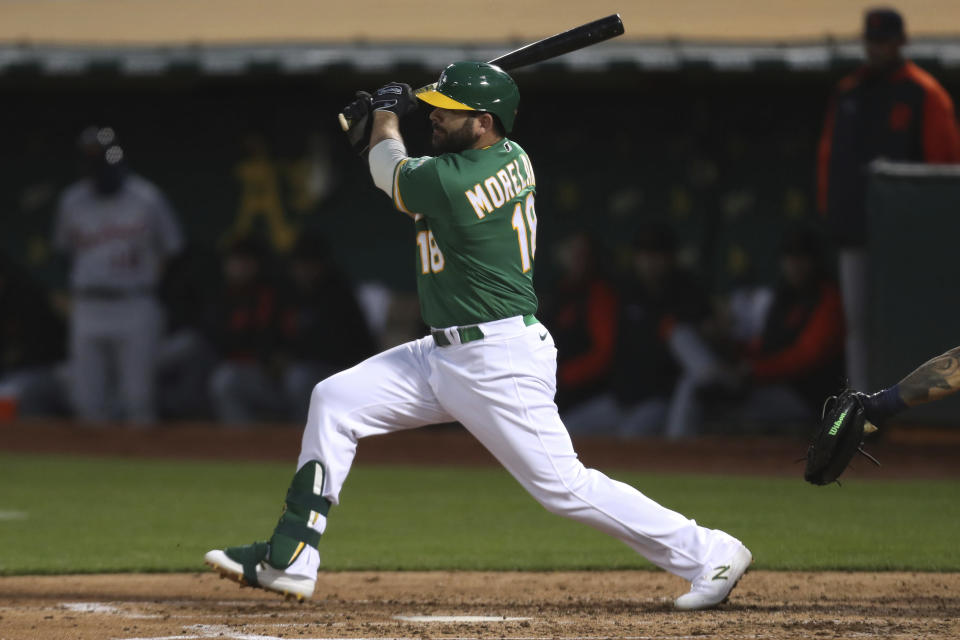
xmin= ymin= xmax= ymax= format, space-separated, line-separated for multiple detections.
xmin=804 ymin=389 xmax=880 ymax=485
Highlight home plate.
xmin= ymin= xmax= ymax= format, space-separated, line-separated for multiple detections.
xmin=394 ymin=615 xmax=531 ymax=622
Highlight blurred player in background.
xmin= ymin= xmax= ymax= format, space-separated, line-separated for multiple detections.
xmin=562 ymin=222 xmax=728 ymax=439
xmin=53 ymin=126 xmax=183 ymax=424
xmin=205 ymin=235 xmax=284 ymax=424
xmin=539 ymin=231 xmax=618 ymax=412
xmin=736 ymin=227 xmax=845 ymax=424
xmin=277 ymin=232 xmax=378 ymax=422
xmin=817 ymin=7 xmax=960 ymax=391
xmin=206 ymin=62 xmax=751 ymax=611
xmin=206 ymin=233 xmax=377 ymax=425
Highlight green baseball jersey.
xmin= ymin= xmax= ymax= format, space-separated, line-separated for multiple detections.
xmin=392 ymin=138 xmax=539 ymax=328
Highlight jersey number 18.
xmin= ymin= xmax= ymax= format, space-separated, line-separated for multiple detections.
xmin=512 ymin=193 xmax=537 ymax=273
xmin=417 ymin=193 xmax=537 ymax=275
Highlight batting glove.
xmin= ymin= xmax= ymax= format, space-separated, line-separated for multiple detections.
xmin=340 ymin=90 xmax=374 ymax=157
xmin=371 ymin=82 xmax=418 ymax=119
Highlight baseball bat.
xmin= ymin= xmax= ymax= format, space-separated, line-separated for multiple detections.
xmin=487 ymin=14 xmax=624 ymax=71
xmin=338 ymin=14 xmax=624 ymax=132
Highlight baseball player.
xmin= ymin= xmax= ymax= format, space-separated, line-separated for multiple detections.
xmin=53 ymin=126 xmax=183 ymax=424
xmin=205 ymin=62 xmax=751 ymax=610
xmin=817 ymin=7 xmax=960 ymax=391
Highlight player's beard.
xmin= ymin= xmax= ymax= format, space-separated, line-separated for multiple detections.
xmin=431 ymin=118 xmax=480 ymax=154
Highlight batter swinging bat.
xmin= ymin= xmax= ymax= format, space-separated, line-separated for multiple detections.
xmin=338 ymin=14 xmax=625 ymax=132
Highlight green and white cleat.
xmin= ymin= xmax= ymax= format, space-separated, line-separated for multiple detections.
xmin=205 ymin=542 xmax=315 ymax=602
xmin=206 ymin=461 xmax=328 ymax=602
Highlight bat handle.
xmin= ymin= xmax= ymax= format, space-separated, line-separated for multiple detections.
xmin=338 ymin=112 xmax=350 ymax=132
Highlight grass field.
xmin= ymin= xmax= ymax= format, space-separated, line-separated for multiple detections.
xmin=1 ymin=452 xmax=959 ymax=575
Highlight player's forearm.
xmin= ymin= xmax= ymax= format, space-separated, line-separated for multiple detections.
xmin=897 ymin=345 xmax=960 ymax=406
xmin=861 ymin=345 xmax=960 ymax=425
xmin=370 ymin=111 xmax=403 ymax=148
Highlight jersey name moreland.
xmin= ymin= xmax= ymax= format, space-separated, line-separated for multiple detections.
xmin=392 ymin=139 xmax=539 ymax=328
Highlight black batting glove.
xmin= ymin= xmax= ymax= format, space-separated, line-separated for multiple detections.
xmin=371 ymin=82 xmax=418 ymax=119
xmin=341 ymin=90 xmax=372 ymax=126
xmin=340 ymin=90 xmax=374 ymax=157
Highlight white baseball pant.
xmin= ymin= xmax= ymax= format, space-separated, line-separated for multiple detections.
xmin=294 ymin=315 xmax=743 ymax=581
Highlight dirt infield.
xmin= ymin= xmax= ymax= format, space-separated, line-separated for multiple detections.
xmin=2 ymin=570 xmax=960 ymax=640
xmin=3 ymin=422 xmax=960 ymax=639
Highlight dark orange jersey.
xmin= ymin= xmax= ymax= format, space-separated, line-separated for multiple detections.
xmin=748 ymin=281 xmax=845 ymax=409
xmin=817 ymin=61 xmax=960 ymax=245
xmin=749 ymin=282 xmax=844 ymax=382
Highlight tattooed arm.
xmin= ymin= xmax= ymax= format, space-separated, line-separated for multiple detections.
xmin=860 ymin=345 xmax=960 ymax=424
xmin=897 ymin=346 xmax=960 ymax=406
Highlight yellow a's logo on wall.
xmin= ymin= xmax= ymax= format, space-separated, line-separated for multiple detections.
xmin=224 ymin=132 xmax=334 ymax=253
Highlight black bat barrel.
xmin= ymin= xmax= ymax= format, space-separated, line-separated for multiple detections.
xmin=487 ymin=14 xmax=625 ymax=71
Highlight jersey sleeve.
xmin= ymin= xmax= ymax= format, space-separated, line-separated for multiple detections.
xmin=922 ymin=83 xmax=960 ymax=163
xmin=393 ymin=156 xmax=448 ymax=217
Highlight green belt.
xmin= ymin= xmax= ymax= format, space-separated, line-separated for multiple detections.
xmin=431 ymin=314 xmax=538 ymax=347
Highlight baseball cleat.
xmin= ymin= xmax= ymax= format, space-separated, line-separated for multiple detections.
xmin=674 ymin=544 xmax=752 ymax=611
xmin=204 ymin=544 xmax=315 ymax=602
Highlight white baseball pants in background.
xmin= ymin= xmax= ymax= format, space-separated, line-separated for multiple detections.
xmin=70 ymin=295 xmax=162 ymax=424
xmin=295 ymin=315 xmax=743 ymax=581
xmin=839 ymin=248 xmax=869 ymax=391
